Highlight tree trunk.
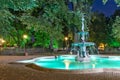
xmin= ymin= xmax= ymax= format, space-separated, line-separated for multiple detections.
xmin=49 ymin=37 xmax=54 ymax=52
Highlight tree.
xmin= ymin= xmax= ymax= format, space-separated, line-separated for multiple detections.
xmin=89 ymin=12 xmax=112 ymax=46
xmin=0 ymin=0 xmax=37 ymax=47
xmin=0 ymin=0 xmax=95 ymax=49
xmin=0 ymin=1 xmax=35 ymax=48
xmin=102 ymin=0 xmax=120 ymax=6
xmin=19 ymin=0 xmax=95 ymax=49
xmin=63 ymin=0 xmax=94 ymax=44
xmin=0 ymin=0 xmax=37 ymax=10
xmin=0 ymin=10 xmax=16 ymax=46
xmin=112 ymin=16 xmax=120 ymax=40
xmin=114 ymin=0 xmax=120 ymax=6
xmin=20 ymin=0 xmax=68 ymax=50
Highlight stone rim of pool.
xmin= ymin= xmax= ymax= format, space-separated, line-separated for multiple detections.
xmin=16 ymin=55 xmax=120 ymax=74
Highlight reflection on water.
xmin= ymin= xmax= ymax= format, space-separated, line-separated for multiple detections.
xmin=63 ymin=60 xmax=71 ymax=69
xmin=92 ymin=64 xmax=96 ymax=68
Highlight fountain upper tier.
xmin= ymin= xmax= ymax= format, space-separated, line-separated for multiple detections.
xmin=72 ymin=42 xmax=95 ymax=46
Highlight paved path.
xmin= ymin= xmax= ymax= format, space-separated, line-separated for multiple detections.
xmin=0 ymin=56 xmax=37 ymax=63
xmin=0 ymin=55 xmax=120 ymax=80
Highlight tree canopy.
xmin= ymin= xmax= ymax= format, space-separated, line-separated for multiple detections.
xmin=2 ymin=0 xmax=119 ymax=49
xmin=112 ymin=16 xmax=120 ymax=40
xmin=102 ymin=0 xmax=120 ymax=6
xmin=0 ymin=0 xmax=94 ymax=48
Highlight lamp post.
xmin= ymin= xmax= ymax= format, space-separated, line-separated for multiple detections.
xmin=0 ymin=39 xmax=5 ymax=47
xmin=1 ymin=39 xmax=5 ymax=49
xmin=64 ymin=37 xmax=68 ymax=50
xmin=0 ymin=39 xmax=5 ymax=54
xmin=23 ymin=34 xmax=28 ymax=56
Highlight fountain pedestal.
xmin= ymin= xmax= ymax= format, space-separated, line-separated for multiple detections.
xmin=75 ymin=56 xmax=90 ymax=62
xmin=71 ymin=42 xmax=95 ymax=62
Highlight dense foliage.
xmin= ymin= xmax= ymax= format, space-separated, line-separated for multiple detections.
xmin=102 ymin=0 xmax=120 ymax=6
xmin=0 ymin=0 xmax=94 ymax=49
xmin=112 ymin=16 xmax=120 ymax=40
xmin=0 ymin=0 xmax=120 ymax=49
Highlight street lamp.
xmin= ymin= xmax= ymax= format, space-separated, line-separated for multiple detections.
xmin=23 ymin=34 xmax=28 ymax=56
xmin=1 ymin=39 xmax=5 ymax=48
xmin=0 ymin=39 xmax=5 ymax=47
xmin=65 ymin=37 xmax=68 ymax=41
xmin=0 ymin=39 xmax=5 ymax=54
xmin=23 ymin=34 xmax=28 ymax=39
xmin=64 ymin=37 xmax=68 ymax=50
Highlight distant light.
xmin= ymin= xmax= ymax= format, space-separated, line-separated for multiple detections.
xmin=23 ymin=34 xmax=28 ymax=39
xmin=0 ymin=38 xmax=5 ymax=43
xmin=65 ymin=37 xmax=68 ymax=41
xmin=1 ymin=40 xmax=5 ymax=43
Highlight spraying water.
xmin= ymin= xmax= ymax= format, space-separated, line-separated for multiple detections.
xmin=70 ymin=14 xmax=97 ymax=62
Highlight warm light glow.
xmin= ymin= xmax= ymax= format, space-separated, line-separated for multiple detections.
xmin=1 ymin=40 xmax=5 ymax=43
xmin=23 ymin=34 xmax=28 ymax=39
xmin=64 ymin=37 xmax=68 ymax=41
xmin=0 ymin=38 xmax=5 ymax=44
xmin=98 ymin=43 xmax=105 ymax=50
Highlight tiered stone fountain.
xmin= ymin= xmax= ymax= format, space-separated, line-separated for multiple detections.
xmin=70 ymin=15 xmax=96 ymax=62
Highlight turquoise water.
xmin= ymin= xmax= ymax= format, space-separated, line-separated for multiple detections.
xmin=30 ymin=55 xmax=120 ymax=70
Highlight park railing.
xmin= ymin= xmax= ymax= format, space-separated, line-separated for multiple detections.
xmin=0 ymin=47 xmax=49 ymax=55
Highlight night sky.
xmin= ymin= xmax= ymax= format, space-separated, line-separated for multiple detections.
xmin=92 ymin=0 xmax=120 ymax=17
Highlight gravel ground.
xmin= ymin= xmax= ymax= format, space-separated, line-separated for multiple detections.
xmin=0 ymin=56 xmax=120 ymax=80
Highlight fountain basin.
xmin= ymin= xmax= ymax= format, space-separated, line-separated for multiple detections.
xmin=17 ymin=55 xmax=120 ymax=72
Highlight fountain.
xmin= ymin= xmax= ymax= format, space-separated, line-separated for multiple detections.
xmin=17 ymin=14 xmax=120 ymax=73
xmin=70 ymin=14 xmax=97 ymax=62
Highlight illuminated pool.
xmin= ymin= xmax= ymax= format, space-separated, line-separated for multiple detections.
xmin=17 ymin=55 xmax=120 ymax=70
